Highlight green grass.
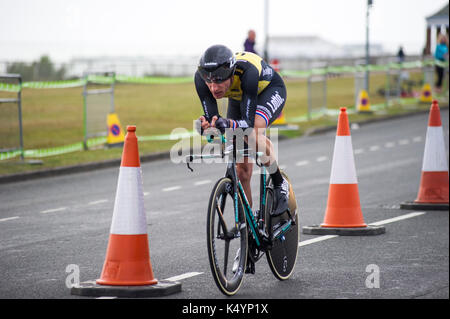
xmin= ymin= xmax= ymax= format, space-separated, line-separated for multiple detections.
xmin=0 ymin=70 xmax=446 ymax=176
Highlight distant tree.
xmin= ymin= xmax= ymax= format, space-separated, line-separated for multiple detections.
xmin=6 ymin=62 xmax=34 ymax=81
xmin=6 ymin=55 xmax=66 ymax=81
xmin=34 ymin=55 xmax=54 ymax=80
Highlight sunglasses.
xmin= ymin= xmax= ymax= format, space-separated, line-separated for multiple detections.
xmin=198 ymin=65 xmax=234 ymax=84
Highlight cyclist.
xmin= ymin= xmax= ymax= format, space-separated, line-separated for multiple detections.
xmin=194 ymin=44 xmax=289 ymax=216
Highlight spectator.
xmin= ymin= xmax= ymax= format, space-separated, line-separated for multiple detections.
xmin=397 ymin=46 xmax=405 ymax=64
xmin=434 ymin=33 xmax=449 ymax=94
xmin=397 ymin=46 xmax=409 ymax=85
xmin=244 ymin=29 xmax=257 ymax=54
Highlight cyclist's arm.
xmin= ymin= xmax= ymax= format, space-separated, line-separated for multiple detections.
xmin=229 ymin=66 xmax=259 ymax=129
xmin=194 ymin=71 xmax=219 ymax=123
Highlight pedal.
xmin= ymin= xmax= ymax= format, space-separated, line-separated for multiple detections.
xmin=245 ymin=259 xmax=255 ymax=274
xmin=258 ymin=228 xmax=273 ymax=250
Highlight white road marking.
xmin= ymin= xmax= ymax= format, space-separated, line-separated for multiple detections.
xmin=316 ymin=156 xmax=328 ymax=162
xmin=194 ymin=180 xmax=211 ymax=186
xmin=354 ymin=148 xmax=364 ymax=154
xmin=40 ymin=207 xmax=68 ymax=214
xmin=385 ymin=142 xmax=395 ymax=148
xmin=0 ymin=216 xmax=19 ymax=223
xmin=296 ymin=160 xmax=310 ymax=166
xmin=412 ymin=136 xmax=422 ymax=142
xmin=369 ymin=145 xmax=380 ymax=151
xmin=143 ymin=192 xmax=150 ymax=196
xmin=398 ymin=139 xmax=410 ymax=145
xmin=298 ymin=235 xmax=338 ymax=247
xmin=88 ymin=199 xmax=108 ymax=205
xmin=164 ymin=272 xmax=204 ymax=282
xmin=369 ymin=212 xmax=426 ymax=226
xmin=162 ymin=185 xmax=181 ymax=192
xmin=299 ymin=212 xmax=426 ymax=247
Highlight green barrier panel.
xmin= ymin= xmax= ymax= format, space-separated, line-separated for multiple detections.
xmin=0 ymin=150 xmax=22 ymax=161
xmin=86 ymin=75 xmax=115 ymax=85
xmin=280 ymin=59 xmax=445 ymax=79
xmin=369 ymin=64 xmax=388 ymax=71
xmin=327 ymin=66 xmax=355 ymax=74
xmin=24 ymin=142 xmax=84 ymax=158
xmin=0 ymin=131 xmax=196 ymax=160
xmin=340 ymin=65 xmax=359 ymax=73
xmin=22 ymin=79 xmax=86 ymax=89
xmin=280 ymin=70 xmax=311 ymax=78
xmin=310 ymin=68 xmax=328 ymax=75
xmin=287 ymin=109 xmax=328 ymax=122
xmin=0 ymin=83 xmax=21 ymax=92
xmin=401 ymin=61 xmax=423 ymax=69
xmin=434 ymin=59 xmax=448 ymax=68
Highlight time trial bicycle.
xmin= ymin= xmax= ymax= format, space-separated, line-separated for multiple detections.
xmin=186 ymin=131 xmax=299 ymax=296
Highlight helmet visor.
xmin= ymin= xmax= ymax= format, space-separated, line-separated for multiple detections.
xmin=198 ymin=64 xmax=234 ymax=83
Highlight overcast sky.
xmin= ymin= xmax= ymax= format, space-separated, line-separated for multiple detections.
xmin=0 ymin=0 xmax=448 ymax=62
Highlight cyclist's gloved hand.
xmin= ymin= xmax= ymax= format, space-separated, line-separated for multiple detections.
xmin=214 ymin=117 xmax=230 ymax=134
xmin=195 ymin=115 xmax=212 ymax=136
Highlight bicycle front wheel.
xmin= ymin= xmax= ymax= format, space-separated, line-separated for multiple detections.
xmin=206 ymin=177 xmax=248 ymax=296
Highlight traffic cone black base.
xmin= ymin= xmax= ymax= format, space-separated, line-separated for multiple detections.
xmin=400 ymin=201 xmax=448 ymax=211
xmin=302 ymin=224 xmax=385 ymax=236
xmin=71 ymin=280 xmax=182 ymax=298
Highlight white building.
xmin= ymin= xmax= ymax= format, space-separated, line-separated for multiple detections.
xmin=424 ymin=3 xmax=449 ymax=55
xmin=268 ymin=35 xmax=384 ymax=60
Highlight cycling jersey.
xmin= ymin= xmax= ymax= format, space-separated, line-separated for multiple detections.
xmin=195 ymin=51 xmax=286 ymax=128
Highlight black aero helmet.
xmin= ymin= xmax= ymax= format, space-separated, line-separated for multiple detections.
xmin=198 ymin=45 xmax=236 ymax=83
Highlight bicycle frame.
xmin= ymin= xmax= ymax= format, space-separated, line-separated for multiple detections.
xmin=187 ymin=133 xmax=273 ymax=249
xmin=228 ymin=149 xmax=265 ymax=249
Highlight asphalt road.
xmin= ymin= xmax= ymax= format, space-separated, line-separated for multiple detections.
xmin=0 ymin=109 xmax=448 ymax=300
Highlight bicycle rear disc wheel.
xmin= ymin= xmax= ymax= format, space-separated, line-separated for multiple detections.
xmin=265 ymin=173 xmax=299 ymax=280
xmin=207 ymin=177 xmax=248 ymax=296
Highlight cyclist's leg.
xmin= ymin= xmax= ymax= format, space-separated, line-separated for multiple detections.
xmin=236 ymin=158 xmax=253 ymax=208
xmin=228 ymin=99 xmax=254 ymax=208
xmin=252 ymin=76 xmax=288 ymax=215
xmin=253 ymin=116 xmax=275 ymax=169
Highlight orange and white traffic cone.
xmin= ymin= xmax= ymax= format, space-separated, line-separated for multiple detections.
xmin=71 ymin=125 xmax=182 ymax=297
xmin=401 ymin=100 xmax=449 ymax=210
xmin=96 ymin=125 xmax=157 ymax=286
xmin=303 ymin=107 xmax=385 ymax=235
